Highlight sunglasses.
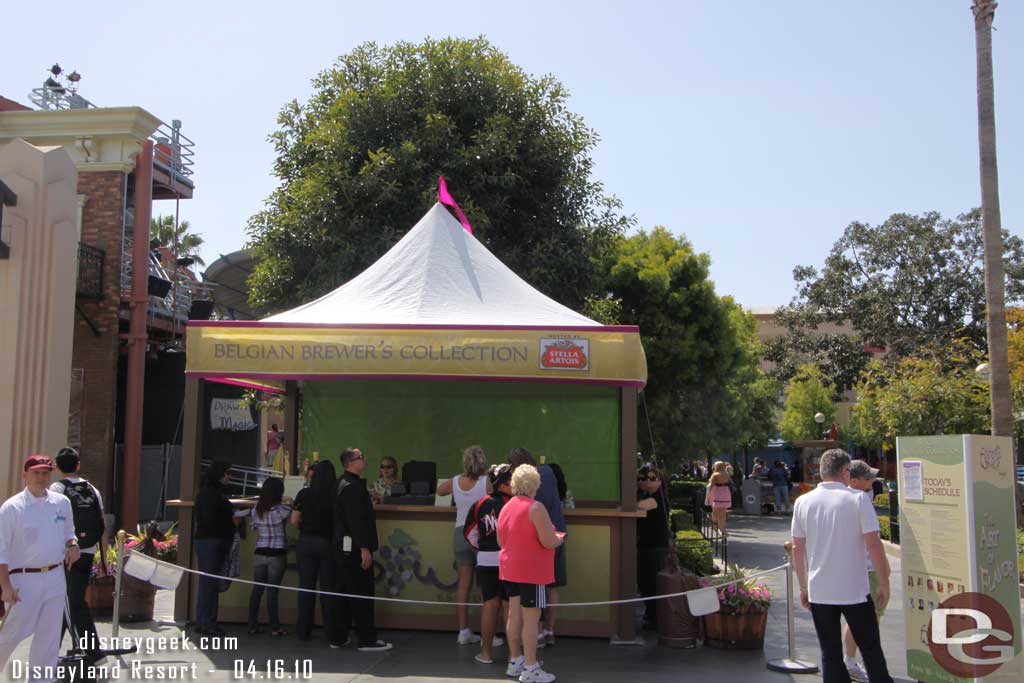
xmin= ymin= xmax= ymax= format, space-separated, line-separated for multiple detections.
xmin=639 ymin=476 xmax=659 ymax=482
xmin=380 ymin=464 xmax=395 ymax=470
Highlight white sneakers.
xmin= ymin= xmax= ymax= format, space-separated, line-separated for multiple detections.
xmin=357 ymin=640 xmax=393 ymax=652
xmin=519 ymin=664 xmax=556 ymax=683
xmin=507 ymin=657 xmax=548 ymax=679
xmin=506 ymin=658 xmax=525 ymax=677
xmin=457 ymin=629 xmax=482 ymax=645
xmin=847 ymin=661 xmax=869 ymax=682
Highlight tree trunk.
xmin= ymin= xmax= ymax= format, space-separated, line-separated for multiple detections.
xmin=972 ymin=1 xmax=1019 ymax=521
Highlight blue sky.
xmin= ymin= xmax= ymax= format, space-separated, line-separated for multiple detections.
xmin=3 ymin=1 xmax=1021 ymax=308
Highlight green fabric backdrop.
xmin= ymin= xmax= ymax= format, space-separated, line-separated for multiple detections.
xmin=300 ymin=379 xmax=621 ymax=501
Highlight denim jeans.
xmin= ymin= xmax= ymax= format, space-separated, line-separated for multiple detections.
xmin=774 ymin=485 xmax=792 ymax=510
xmin=248 ymin=554 xmax=287 ymax=629
xmin=195 ymin=537 xmax=228 ymax=628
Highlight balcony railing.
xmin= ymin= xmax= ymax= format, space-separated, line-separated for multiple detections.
xmin=76 ymin=243 xmax=104 ymax=299
xmin=120 ymin=227 xmax=213 ymax=325
xmin=28 ymin=84 xmax=195 ymax=184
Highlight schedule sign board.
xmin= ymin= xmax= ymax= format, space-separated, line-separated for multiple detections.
xmin=897 ymin=435 xmax=1021 ymax=682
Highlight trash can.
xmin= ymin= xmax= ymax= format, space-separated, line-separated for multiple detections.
xmin=887 ymin=481 xmax=900 ymax=544
xmin=741 ymin=478 xmax=763 ymax=515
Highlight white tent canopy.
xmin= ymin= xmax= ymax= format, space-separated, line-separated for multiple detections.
xmin=264 ymin=203 xmax=599 ymax=327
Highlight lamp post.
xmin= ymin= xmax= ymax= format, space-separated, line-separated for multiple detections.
xmin=814 ymin=412 xmax=826 ymax=440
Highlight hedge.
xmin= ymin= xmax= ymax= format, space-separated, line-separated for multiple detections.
xmin=878 ymin=515 xmax=891 ymax=542
xmin=668 ymin=480 xmax=708 ymax=509
xmin=873 ymin=493 xmax=889 ymax=509
xmin=671 ymin=508 xmax=698 ymax=533
xmin=1018 ymin=530 xmax=1023 ymax=577
xmin=675 ymin=529 xmax=714 ymax=575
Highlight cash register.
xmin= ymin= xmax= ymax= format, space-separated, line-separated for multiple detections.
xmin=383 ymin=460 xmax=438 ymax=505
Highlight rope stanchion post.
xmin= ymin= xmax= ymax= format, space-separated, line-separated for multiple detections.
xmin=111 ymin=530 xmax=126 ymax=639
xmin=766 ymin=540 xmax=819 ymax=674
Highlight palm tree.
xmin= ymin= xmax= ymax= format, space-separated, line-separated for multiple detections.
xmin=972 ymin=1 xmax=1018 ymax=515
xmin=150 ymin=214 xmax=206 ymax=267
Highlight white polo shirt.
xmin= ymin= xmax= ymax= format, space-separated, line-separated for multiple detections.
xmin=791 ymin=481 xmax=880 ymax=605
xmin=0 ymin=488 xmax=77 ymax=569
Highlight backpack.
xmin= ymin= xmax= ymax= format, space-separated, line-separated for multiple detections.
xmin=61 ymin=479 xmax=104 ymax=549
xmin=462 ymin=497 xmax=489 ymax=550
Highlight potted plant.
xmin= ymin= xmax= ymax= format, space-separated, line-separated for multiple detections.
xmin=700 ymin=565 xmax=773 ymax=649
xmin=85 ymin=547 xmax=118 ymax=616
xmin=119 ymin=522 xmax=178 ymax=622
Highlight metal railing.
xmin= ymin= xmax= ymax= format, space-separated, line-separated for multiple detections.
xmin=199 ymin=460 xmax=281 ymax=497
xmin=152 ymin=119 xmax=195 ymax=182
xmin=692 ymin=493 xmax=728 ymax=568
xmin=28 ymin=84 xmax=195 ymax=182
xmin=120 ymin=224 xmax=212 ymax=324
xmin=76 ymin=243 xmax=105 ymax=299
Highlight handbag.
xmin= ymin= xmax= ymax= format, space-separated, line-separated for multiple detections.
xmin=218 ymin=532 xmax=241 ymax=592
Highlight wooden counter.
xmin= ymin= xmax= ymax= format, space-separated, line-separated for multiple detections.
xmin=170 ymin=497 xmax=642 ymax=638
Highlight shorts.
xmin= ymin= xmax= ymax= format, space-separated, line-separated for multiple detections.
xmin=550 ymin=542 xmax=567 ymax=587
xmin=512 ymin=582 xmax=547 ymax=609
xmin=869 ymin=571 xmax=885 ymax=618
xmin=453 ymin=526 xmax=476 ymax=567
xmin=476 ymin=566 xmax=506 ymax=602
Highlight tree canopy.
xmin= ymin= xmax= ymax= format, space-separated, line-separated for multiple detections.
xmin=787 ymin=209 xmax=1024 ymax=358
xmin=151 ymin=214 xmax=205 ymax=266
xmin=246 ymin=37 xmax=629 ymax=312
xmin=779 ymin=364 xmax=836 ymax=442
xmin=849 ymin=345 xmax=990 ymax=448
xmin=600 ymin=227 xmax=778 ymax=462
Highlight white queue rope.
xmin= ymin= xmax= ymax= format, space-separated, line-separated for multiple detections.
xmin=127 ymin=548 xmax=788 ymax=608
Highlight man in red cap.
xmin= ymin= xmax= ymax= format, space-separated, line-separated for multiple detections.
xmin=0 ymin=455 xmax=80 ymax=679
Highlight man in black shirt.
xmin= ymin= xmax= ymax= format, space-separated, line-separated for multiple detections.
xmin=332 ymin=448 xmax=392 ymax=652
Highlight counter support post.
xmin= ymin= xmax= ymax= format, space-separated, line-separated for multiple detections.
xmin=284 ymin=381 xmax=300 ymax=473
xmin=612 ymin=387 xmax=639 ymax=642
xmin=175 ymin=376 xmax=203 ymax=622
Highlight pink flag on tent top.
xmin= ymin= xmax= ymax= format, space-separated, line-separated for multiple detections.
xmin=438 ymin=176 xmax=473 ymax=234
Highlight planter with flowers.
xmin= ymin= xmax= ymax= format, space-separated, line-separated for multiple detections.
xmin=700 ymin=566 xmax=773 ymax=649
xmin=85 ymin=547 xmax=118 ymax=616
xmin=119 ymin=523 xmax=178 ymax=622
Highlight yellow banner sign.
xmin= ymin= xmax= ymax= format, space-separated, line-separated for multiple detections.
xmin=186 ymin=324 xmax=647 ymax=386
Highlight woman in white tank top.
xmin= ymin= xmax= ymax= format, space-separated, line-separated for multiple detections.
xmin=437 ymin=445 xmax=491 ymax=644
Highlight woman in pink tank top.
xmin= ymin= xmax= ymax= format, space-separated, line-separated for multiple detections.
xmin=704 ymin=461 xmax=734 ymax=537
xmin=497 ymin=464 xmax=563 ymax=683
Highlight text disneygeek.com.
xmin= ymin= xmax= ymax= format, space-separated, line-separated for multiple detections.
xmin=5 ymin=630 xmax=313 ymax=681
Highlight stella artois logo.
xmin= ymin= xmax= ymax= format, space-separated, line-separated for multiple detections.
xmin=539 ymin=338 xmax=589 ymax=371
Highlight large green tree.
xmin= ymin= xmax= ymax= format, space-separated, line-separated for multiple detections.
xmin=599 ymin=227 xmax=778 ymax=462
xmin=246 ymin=37 xmax=629 ymax=311
xmin=850 ymin=347 xmax=990 ymax=448
xmin=786 ymin=209 xmax=1023 ymax=359
xmin=779 ymin=364 xmax=835 ymax=442
xmin=762 ymin=304 xmax=870 ymax=395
